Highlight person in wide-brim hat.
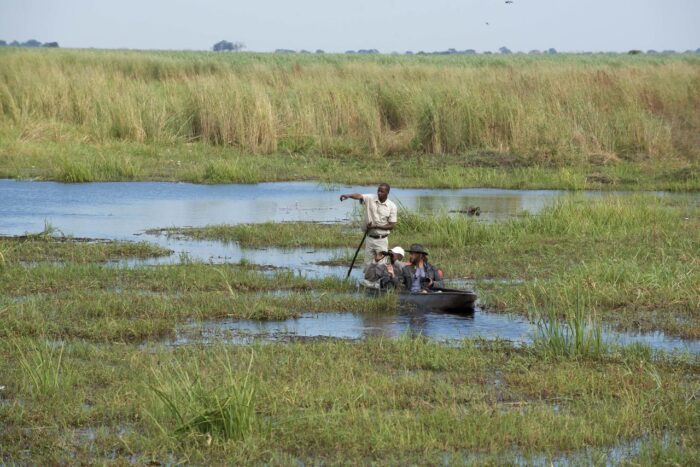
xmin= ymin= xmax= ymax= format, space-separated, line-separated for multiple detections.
xmin=401 ymin=243 xmax=442 ymax=293
xmin=407 ymin=244 xmax=428 ymax=255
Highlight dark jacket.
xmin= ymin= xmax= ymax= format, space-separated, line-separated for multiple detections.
xmin=365 ymin=260 xmax=405 ymax=289
xmin=400 ymin=262 xmax=443 ymax=292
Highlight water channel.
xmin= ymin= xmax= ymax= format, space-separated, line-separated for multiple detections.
xmin=2 ymin=179 xmax=697 ymax=353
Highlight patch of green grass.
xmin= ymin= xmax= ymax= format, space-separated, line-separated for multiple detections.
xmin=0 ymin=262 xmax=351 ymax=297
xmin=13 ymin=338 xmax=74 ymax=397
xmin=0 ymin=337 xmax=697 ymax=464
xmin=147 ymin=353 xmax=258 ymax=442
xmin=147 ymin=195 xmax=700 ymax=338
xmin=1 ymin=290 xmax=397 ymax=342
xmin=533 ymin=292 xmax=607 ymax=360
xmin=0 ymin=236 xmax=172 ymax=263
xmin=2 ymin=137 xmax=699 ymax=190
xmin=149 ymin=222 xmax=356 ymax=248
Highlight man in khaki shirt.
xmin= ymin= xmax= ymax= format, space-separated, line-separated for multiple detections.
xmin=339 ymin=183 xmax=398 ymax=266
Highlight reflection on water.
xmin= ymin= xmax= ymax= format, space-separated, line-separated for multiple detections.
xmin=172 ymin=308 xmax=700 ymax=354
xmin=1 ymin=180 xmax=690 ymax=276
xmin=4 ymin=179 xmax=699 ymax=352
xmin=173 ymin=309 xmax=531 ymax=344
xmin=0 ymin=180 xmax=573 ymax=239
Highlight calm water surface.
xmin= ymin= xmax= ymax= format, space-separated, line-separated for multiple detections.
xmin=3 ymin=179 xmax=697 ymax=353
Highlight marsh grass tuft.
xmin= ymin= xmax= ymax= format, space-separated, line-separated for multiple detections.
xmin=57 ymin=155 xmax=141 ymax=182
xmin=200 ymin=159 xmax=260 ymax=184
xmin=533 ymin=288 xmax=606 ymax=359
xmin=147 ymin=352 xmax=258 ymax=442
xmin=14 ymin=338 xmax=72 ymax=397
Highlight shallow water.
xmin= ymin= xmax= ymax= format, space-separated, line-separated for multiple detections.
xmin=4 ymin=179 xmax=699 ymax=352
xmin=0 ymin=179 xmax=690 ymax=276
xmin=171 ymin=307 xmax=700 ymax=354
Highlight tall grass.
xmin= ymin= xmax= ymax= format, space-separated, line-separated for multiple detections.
xmin=532 ymin=288 xmax=606 ymax=359
xmin=14 ymin=338 xmax=72 ymax=396
xmin=1 ymin=49 xmax=698 ymax=162
xmin=147 ymin=352 xmax=258 ymax=442
xmin=395 ymin=194 xmax=685 ymax=247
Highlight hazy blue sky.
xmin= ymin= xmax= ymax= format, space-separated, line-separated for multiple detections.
xmin=1 ymin=0 xmax=698 ymax=52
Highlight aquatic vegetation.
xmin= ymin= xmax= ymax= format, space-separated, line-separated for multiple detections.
xmin=13 ymin=338 xmax=73 ymax=397
xmin=147 ymin=352 xmax=258 ymax=442
xmin=149 ymin=222 xmax=357 ymax=248
xmin=0 ymin=236 xmax=172 ymax=263
xmin=532 ymin=290 xmax=607 ymax=359
xmin=0 ymin=338 xmax=697 ymax=464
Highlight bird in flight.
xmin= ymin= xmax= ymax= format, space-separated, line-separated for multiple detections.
xmin=505 ymin=1 xmax=513 ymax=3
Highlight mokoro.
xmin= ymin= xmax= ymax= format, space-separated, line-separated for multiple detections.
xmin=365 ymin=285 xmax=477 ymax=313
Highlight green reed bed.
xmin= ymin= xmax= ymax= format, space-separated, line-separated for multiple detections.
xmin=1 ymin=49 xmax=699 ymax=188
xmin=0 ymin=261 xmax=355 ymax=297
xmin=1 ymin=289 xmax=397 ymax=342
xmin=0 ymin=236 xmax=172 ymax=264
xmin=2 ymin=49 xmax=698 ymax=160
xmin=0 ymin=337 xmax=697 ymax=464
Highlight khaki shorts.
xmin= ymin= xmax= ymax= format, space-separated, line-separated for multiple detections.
xmin=364 ymin=235 xmax=389 ymax=266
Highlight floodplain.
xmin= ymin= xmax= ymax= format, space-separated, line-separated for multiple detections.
xmin=1 ymin=181 xmax=699 ymax=464
xmin=1 ymin=49 xmax=699 ymax=464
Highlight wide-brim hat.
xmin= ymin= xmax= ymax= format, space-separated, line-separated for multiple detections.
xmin=407 ymin=243 xmax=428 ymax=255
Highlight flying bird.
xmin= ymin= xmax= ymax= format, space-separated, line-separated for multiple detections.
xmin=505 ymin=1 xmax=513 ymax=3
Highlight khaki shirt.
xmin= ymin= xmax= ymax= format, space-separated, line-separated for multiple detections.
xmin=361 ymin=194 xmax=398 ymax=235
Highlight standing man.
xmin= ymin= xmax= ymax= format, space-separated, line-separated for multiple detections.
xmin=339 ymin=183 xmax=398 ymax=266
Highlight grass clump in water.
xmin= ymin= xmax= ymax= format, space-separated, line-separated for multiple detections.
xmin=147 ymin=351 xmax=258 ymax=442
xmin=14 ymin=338 xmax=73 ymax=397
xmin=532 ymin=289 xmax=606 ymax=360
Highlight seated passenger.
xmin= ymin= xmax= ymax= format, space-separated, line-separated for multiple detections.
xmin=400 ymin=244 xmax=444 ymax=293
xmin=363 ymin=246 xmax=406 ymax=289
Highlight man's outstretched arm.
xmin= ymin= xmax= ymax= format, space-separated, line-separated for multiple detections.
xmin=339 ymin=193 xmax=364 ymax=202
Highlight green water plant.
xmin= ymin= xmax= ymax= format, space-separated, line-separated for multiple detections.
xmin=14 ymin=338 xmax=71 ymax=397
xmin=533 ymin=287 xmax=606 ymax=359
xmin=147 ymin=352 xmax=258 ymax=442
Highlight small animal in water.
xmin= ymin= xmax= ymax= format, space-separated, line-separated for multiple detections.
xmin=449 ymin=206 xmax=481 ymax=216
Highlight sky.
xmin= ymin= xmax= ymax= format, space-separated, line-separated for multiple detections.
xmin=0 ymin=0 xmax=698 ymax=53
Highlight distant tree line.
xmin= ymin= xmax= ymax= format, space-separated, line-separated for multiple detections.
xmin=212 ymin=40 xmax=245 ymax=52
xmin=269 ymin=47 xmax=698 ymax=55
xmin=0 ymin=39 xmax=59 ymax=48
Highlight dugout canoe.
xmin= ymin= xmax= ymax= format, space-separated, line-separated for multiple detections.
xmin=365 ymin=285 xmax=477 ymax=313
